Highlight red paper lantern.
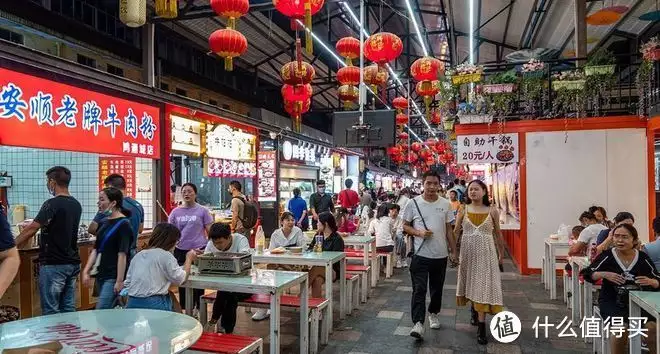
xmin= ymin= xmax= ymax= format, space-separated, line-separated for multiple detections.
xmin=398 ymin=132 xmax=409 ymax=140
xmin=395 ymin=113 xmax=408 ymax=125
xmin=338 ymin=85 xmax=359 ymax=109
xmin=392 ymin=96 xmax=408 ymax=112
xmin=411 ymin=142 xmax=422 ymax=152
xmin=281 ymin=61 xmax=315 ymax=85
xmin=273 ymin=0 xmax=325 ymax=54
xmin=411 ymin=56 xmax=444 ymax=82
xmin=430 ymin=110 xmax=441 ymax=125
xmin=407 ymin=152 xmax=419 ymax=164
xmin=416 ymin=80 xmax=440 ymax=112
xmin=434 ymin=140 xmax=447 ymax=153
xmin=419 ymin=149 xmax=432 ymax=159
xmin=209 ymin=28 xmax=248 ymax=71
xmin=364 ymin=64 xmax=389 ymax=93
xmin=425 ymin=155 xmax=435 ymax=166
xmin=210 ymin=0 xmax=250 ymax=29
xmin=284 ymin=98 xmax=311 ymax=132
xmin=364 ymin=32 xmax=403 ymax=66
xmin=337 ymin=66 xmax=361 ymax=86
xmin=281 ymin=84 xmax=313 ymax=102
xmin=336 ymin=37 xmax=361 ymax=66
xmin=387 ymin=146 xmax=401 ymax=156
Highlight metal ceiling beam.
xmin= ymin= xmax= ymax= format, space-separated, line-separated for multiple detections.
xmin=374 ymin=11 xmax=397 ymax=33
xmin=439 ymin=0 xmax=452 ymax=65
xmin=413 ymin=0 xmax=435 ymax=57
xmin=499 ymin=0 xmax=515 ymax=61
xmin=250 ymin=44 xmax=295 ymax=68
xmin=529 ymin=0 xmax=554 ymax=48
xmin=454 ymin=31 xmax=517 ymax=50
xmin=477 ymin=1 xmax=514 ymax=32
xmin=476 ymin=0 xmax=482 ymax=63
xmin=518 ymin=0 xmax=538 ymax=49
xmin=558 ymin=2 xmax=597 ymax=55
xmin=591 ymin=0 xmax=645 ymax=53
xmin=447 ymin=0 xmax=458 ymax=65
xmin=364 ymin=2 xmax=446 ymax=16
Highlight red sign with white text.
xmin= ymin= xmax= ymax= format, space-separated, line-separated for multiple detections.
xmin=0 ymin=68 xmax=160 ymax=158
xmin=99 ymin=157 xmax=136 ymax=197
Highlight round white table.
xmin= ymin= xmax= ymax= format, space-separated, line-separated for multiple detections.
xmin=0 ymin=309 xmax=202 ymax=353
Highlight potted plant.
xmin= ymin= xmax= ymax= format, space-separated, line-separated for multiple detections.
xmin=584 ymin=48 xmax=616 ymax=76
xmin=521 ymin=58 xmax=546 ymax=79
xmin=551 ymin=70 xmax=586 ymax=117
xmin=584 ymin=49 xmax=616 ymax=115
xmin=457 ymin=94 xmax=493 ymax=124
xmin=641 ymin=36 xmax=660 ymax=62
xmin=521 ymin=59 xmax=547 ymax=116
xmin=482 ymin=70 xmax=518 ymax=116
xmin=450 ymin=63 xmax=483 ymax=85
xmin=637 ymin=41 xmax=655 ymax=117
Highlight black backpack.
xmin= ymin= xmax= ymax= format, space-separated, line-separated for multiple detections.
xmin=234 ymin=196 xmax=259 ymax=229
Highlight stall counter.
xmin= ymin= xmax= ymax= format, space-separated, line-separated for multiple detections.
xmin=1 ymin=231 xmax=152 ymax=319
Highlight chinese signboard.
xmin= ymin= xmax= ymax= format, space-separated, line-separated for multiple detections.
xmin=0 ymin=68 xmax=160 ymax=158
xmin=257 ymin=151 xmax=276 ymax=202
xmin=206 ymin=124 xmax=256 ymax=160
xmin=281 ymin=140 xmax=316 ymax=165
xmin=457 ymin=133 xmax=518 ymax=164
xmin=99 ymin=157 xmax=136 ymax=197
xmin=207 ymin=158 xmax=256 ymax=178
xmin=171 ymin=115 xmax=201 ymax=155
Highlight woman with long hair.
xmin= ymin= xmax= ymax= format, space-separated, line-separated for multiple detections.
xmin=454 ymin=180 xmax=505 ymax=345
xmin=336 ymin=207 xmax=357 ymax=237
xmin=307 ymin=212 xmax=345 ymax=297
xmin=82 ymin=187 xmax=133 ymax=309
xmin=124 ymin=223 xmax=199 ymax=310
xmin=367 ymin=203 xmax=395 ymax=253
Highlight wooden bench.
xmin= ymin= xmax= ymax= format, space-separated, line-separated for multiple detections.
xmin=199 ymin=293 xmax=329 ymax=354
xmin=186 ymin=332 xmax=262 ymax=354
xmin=345 ymin=265 xmax=371 ymax=303
xmin=346 ymin=273 xmax=360 ymax=314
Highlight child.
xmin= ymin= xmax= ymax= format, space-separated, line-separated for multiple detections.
xmin=564 ymin=225 xmax=586 ymax=274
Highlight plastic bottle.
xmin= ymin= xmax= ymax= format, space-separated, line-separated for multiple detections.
xmin=255 ymin=225 xmax=265 ymax=254
xmin=314 ymin=234 xmax=323 ymax=253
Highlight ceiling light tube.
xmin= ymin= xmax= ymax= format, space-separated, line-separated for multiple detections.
xmin=469 ymin=0 xmax=474 ymax=64
xmin=403 ymin=0 xmax=429 ymax=57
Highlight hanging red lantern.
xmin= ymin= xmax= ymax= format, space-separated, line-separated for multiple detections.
xmin=364 ymin=32 xmax=403 ymax=66
xmin=210 ymin=0 xmax=250 ymax=29
xmin=411 ymin=142 xmax=422 ymax=152
xmin=336 ymin=37 xmax=361 ymax=66
xmin=395 ymin=113 xmax=408 ymax=126
xmin=387 ymin=146 xmax=401 ymax=156
xmin=407 ymin=152 xmax=419 ymax=164
xmin=397 ymin=143 xmax=408 ymax=151
xmin=411 ymin=56 xmax=444 ymax=82
xmin=209 ymin=28 xmax=248 ymax=71
xmin=419 ymin=149 xmax=432 ymax=159
xmin=434 ymin=139 xmax=447 ymax=154
xmin=416 ymin=80 xmax=440 ymax=113
xmin=440 ymin=151 xmax=454 ymax=165
xmin=338 ymin=85 xmax=359 ymax=109
xmin=398 ymin=132 xmax=409 ymax=140
xmin=281 ymin=61 xmax=315 ymax=85
xmin=425 ymin=155 xmax=435 ymax=166
xmin=273 ymin=0 xmax=325 ymax=54
xmin=284 ymin=98 xmax=311 ymax=133
xmin=281 ymin=84 xmax=313 ymax=102
xmin=364 ymin=64 xmax=389 ymax=94
xmin=337 ymin=66 xmax=361 ymax=86
xmin=392 ymin=96 xmax=408 ymax=112
xmin=430 ymin=110 xmax=441 ymax=125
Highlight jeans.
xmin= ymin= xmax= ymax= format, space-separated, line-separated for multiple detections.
xmin=126 ymin=295 xmax=173 ymax=311
xmin=38 ymin=264 xmax=80 ymax=315
xmin=395 ymin=234 xmax=407 ymax=259
xmin=174 ymin=247 xmax=204 ymax=310
xmin=95 ymin=279 xmax=118 ymax=309
xmin=409 ymin=255 xmax=448 ymax=324
xmin=210 ymin=291 xmax=252 ymax=333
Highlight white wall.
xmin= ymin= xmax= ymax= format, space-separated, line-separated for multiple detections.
xmin=525 ymin=128 xmax=648 ymax=269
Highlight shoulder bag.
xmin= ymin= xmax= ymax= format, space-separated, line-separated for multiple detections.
xmin=90 ymin=219 xmax=128 ymax=276
xmin=407 ymin=198 xmax=429 ymax=257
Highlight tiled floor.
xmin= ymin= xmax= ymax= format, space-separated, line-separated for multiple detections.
xmin=220 ymin=258 xmax=590 ymax=353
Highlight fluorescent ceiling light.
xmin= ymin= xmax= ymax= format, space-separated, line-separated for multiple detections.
xmin=403 ymin=0 xmax=429 ymax=57
xmin=469 ymin=0 xmax=474 ymax=64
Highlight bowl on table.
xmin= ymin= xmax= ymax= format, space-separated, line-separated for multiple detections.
xmin=287 ymin=246 xmax=303 ymax=254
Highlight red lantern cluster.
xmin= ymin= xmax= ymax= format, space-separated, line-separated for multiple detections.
xmin=273 ymin=0 xmax=325 ymax=54
xmin=281 ymin=60 xmax=315 ymax=132
xmin=364 ymin=32 xmax=403 ymax=66
xmin=284 ymin=99 xmax=311 ymax=132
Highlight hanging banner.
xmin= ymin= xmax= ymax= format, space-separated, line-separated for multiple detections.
xmin=457 ymin=133 xmax=518 ymax=164
xmin=99 ymin=157 xmax=136 ymax=197
xmin=0 ymin=68 xmax=160 ymax=158
xmin=257 ymin=151 xmax=276 ymax=202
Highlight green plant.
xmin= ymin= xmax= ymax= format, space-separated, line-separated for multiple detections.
xmin=437 ymin=76 xmax=458 ymax=110
xmin=636 ymin=60 xmax=654 ymax=117
xmin=521 ymin=75 xmax=545 ymax=117
xmin=483 ymin=70 xmax=518 ymax=116
xmin=586 ymin=48 xmax=616 ymax=66
xmin=487 ymin=70 xmax=518 ymax=84
xmin=551 ymin=70 xmax=586 ymax=117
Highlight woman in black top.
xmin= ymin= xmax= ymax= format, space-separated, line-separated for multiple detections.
xmin=82 ymin=187 xmax=133 ymax=309
xmin=581 ymin=224 xmax=659 ymax=354
xmin=307 ymin=212 xmax=345 ymax=298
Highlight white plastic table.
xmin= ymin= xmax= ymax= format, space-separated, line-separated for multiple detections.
xmin=629 ymin=291 xmax=660 ymax=354
xmin=0 ymin=309 xmax=201 ymax=353
xmin=343 ymin=235 xmax=378 ymax=286
xmin=183 ymin=270 xmax=308 ymax=354
xmin=252 ymin=250 xmax=347 ymax=328
xmin=544 ymin=238 xmax=570 ymax=300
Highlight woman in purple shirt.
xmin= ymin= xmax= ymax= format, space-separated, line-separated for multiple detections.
xmin=168 ymin=183 xmax=213 ymax=314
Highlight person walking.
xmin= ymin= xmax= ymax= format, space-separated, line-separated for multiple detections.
xmin=287 ymin=188 xmax=309 ymax=230
xmin=15 ymin=166 xmax=82 ymax=315
xmin=0 ymin=205 xmax=19 ymax=299
xmin=88 ymin=174 xmax=144 ymax=259
xmin=337 ymin=178 xmax=360 ymax=213
xmin=81 ymin=187 xmax=133 ymax=309
xmin=454 ymin=180 xmax=505 ymax=345
xmin=168 ymin=183 xmax=213 ymax=315
xmin=228 ymin=180 xmax=250 ymax=237
xmin=309 ymin=180 xmax=334 ymax=230
xmin=402 ymin=170 xmax=458 ymax=340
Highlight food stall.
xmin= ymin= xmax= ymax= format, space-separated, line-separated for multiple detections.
xmin=0 ymin=66 xmax=161 ymax=317
xmin=165 ymin=104 xmax=257 ymax=222
xmin=278 ymin=139 xmax=323 ymax=213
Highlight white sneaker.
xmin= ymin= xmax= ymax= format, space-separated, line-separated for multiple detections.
xmin=204 ymin=321 xmax=217 ymax=333
xmin=402 ymin=259 xmax=408 ymax=268
xmin=410 ymin=322 xmax=424 ymax=340
xmin=395 ymin=259 xmax=403 ymax=269
xmin=428 ymin=313 xmax=441 ymax=329
xmin=251 ymin=309 xmax=270 ymax=321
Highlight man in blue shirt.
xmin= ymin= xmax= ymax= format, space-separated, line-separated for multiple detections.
xmin=0 ymin=205 xmax=19 ymax=299
xmin=88 ymin=174 xmax=144 ymax=258
xmin=643 ymin=217 xmax=660 ymax=271
xmin=287 ymin=188 xmax=308 ymax=231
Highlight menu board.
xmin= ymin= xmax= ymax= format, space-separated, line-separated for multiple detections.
xmin=99 ymin=157 xmax=135 ymax=197
xmin=257 ymin=151 xmax=276 ymax=202
xmin=207 ymin=158 xmax=257 ymax=178
xmin=206 ymin=124 xmax=256 ymax=160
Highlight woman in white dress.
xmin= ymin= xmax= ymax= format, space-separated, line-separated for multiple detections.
xmin=453 ymin=180 xmax=505 ymax=345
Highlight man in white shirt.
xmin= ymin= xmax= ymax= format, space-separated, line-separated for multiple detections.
xmin=402 ymin=170 xmax=458 ymax=340
xmin=569 ymin=211 xmax=608 ymax=258
xmin=204 ymin=223 xmax=250 ymax=333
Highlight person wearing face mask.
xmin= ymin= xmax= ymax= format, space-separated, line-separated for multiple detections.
xmin=203 ymin=223 xmax=251 ymax=333
xmin=228 ymin=180 xmax=249 ymax=237
xmin=309 ymin=180 xmax=334 ymax=230
xmin=15 ymin=166 xmax=83 ymax=315
xmin=81 ymin=187 xmax=133 ymax=309
xmin=124 ymin=223 xmax=199 ymax=311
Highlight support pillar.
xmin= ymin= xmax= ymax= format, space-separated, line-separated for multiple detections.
xmin=574 ymin=0 xmax=587 ymax=66
xmin=142 ymin=23 xmax=156 ymax=87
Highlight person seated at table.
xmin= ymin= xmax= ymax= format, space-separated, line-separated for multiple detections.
xmin=569 ymin=211 xmax=608 ymax=260
xmin=124 ymin=223 xmax=199 ymax=311
xmin=564 ymin=225 xmax=585 ymax=274
xmin=336 ymin=207 xmax=356 ymax=237
xmin=368 ymin=203 xmax=396 ymax=273
xmin=581 ymin=224 xmax=659 ymax=354
xmin=642 ymin=216 xmax=660 ymax=271
xmin=307 ymin=212 xmax=345 ymax=298
xmin=204 ymin=223 xmax=251 ymax=333
xmin=596 ymin=212 xmax=636 ymax=255
xmin=251 ymin=212 xmax=306 ymax=321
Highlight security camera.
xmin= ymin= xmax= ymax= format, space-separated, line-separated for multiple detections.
xmin=269 ymin=131 xmax=278 ymax=139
